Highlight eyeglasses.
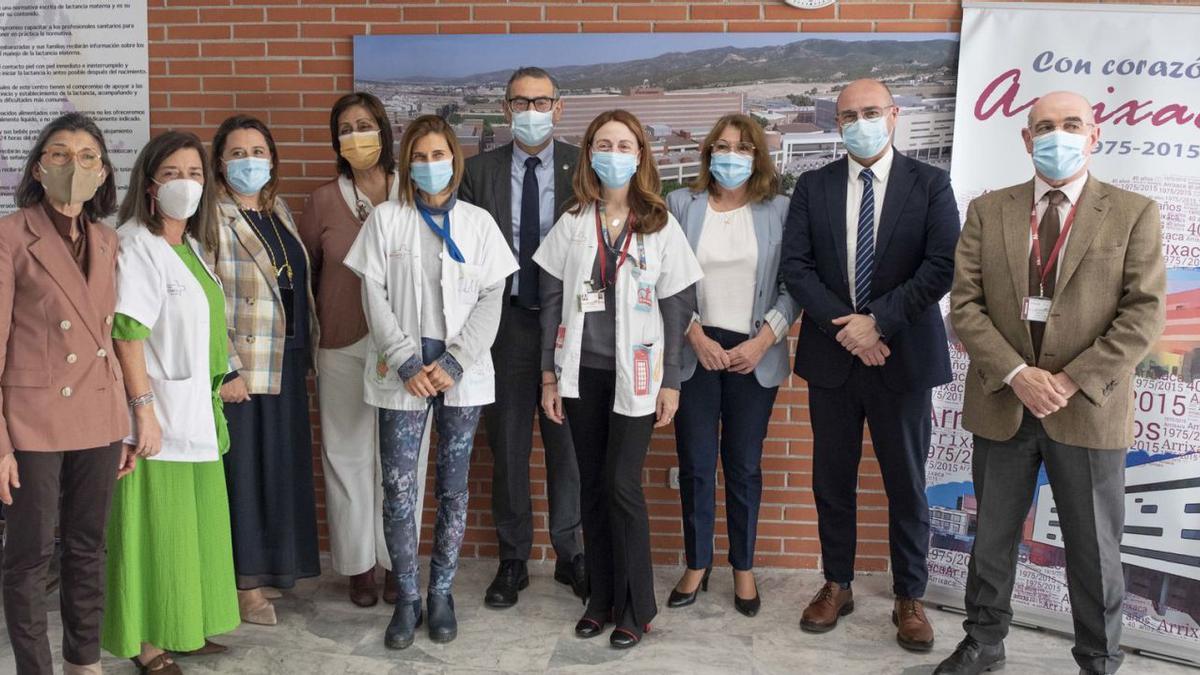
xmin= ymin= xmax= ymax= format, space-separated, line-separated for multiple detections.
xmin=592 ymin=140 xmax=639 ymax=154
xmin=836 ymin=105 xmax=895 ymax=125
xmin=1030 ymin=120 xmax=1093 ymax=136
xmin=41 ymin=145 xmax=101 ymax=170
xmin=508 ymin=97 xmax=558 ymax=113
xmin=711 ymin=141 xmax=756 ymax=156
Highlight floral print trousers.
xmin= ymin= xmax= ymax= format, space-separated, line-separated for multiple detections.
xmin=379 ymin=396 xmax=480 ymax=603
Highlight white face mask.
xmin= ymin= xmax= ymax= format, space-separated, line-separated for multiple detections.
xmin=153 ymin=178 xmax=204 ymax=221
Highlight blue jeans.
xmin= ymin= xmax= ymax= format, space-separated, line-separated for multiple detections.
xmin=379 ymin=339 xmax=481 ymax=602
xmin=674 ymin=326 xmax=778 ymax=571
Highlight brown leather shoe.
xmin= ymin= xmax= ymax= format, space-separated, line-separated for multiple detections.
xmin=382 ymin=570 xmax=399 ymax=605
xmin=893 ymin=597 xmax=935 ymax=652
xmin=800 ymin=581 xmax=854 ymax=633
xmin=349 ymin=570 xmax=378 ymax=607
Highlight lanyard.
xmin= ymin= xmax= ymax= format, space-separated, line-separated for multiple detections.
xmin=595 ymin=206 xmax=640 ymax=288
xmin=1029 ymin=198 xmax=1077 ymax=296
xmin=418 ymin=206 xmax=466 ymax=264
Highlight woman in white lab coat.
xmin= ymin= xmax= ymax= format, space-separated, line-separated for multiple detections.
xmin=101 ymin=131 xmax=240 ymax=672
xmin=536 ymin=109 xmax=703 ymax=649
xmin=343 ymin=114 xmax=516 ymax=651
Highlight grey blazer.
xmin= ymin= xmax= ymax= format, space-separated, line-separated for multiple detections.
xmin=459 ymin=141 xmax=579 ymax=300
xmin=667 ymin=188 xmax=800 ymax=388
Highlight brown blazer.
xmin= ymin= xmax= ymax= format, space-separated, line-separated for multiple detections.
xmin=950 ymin=176 xmax=1166 ymax=450
xmin=0 ymin=206 xmax=128 ymax=455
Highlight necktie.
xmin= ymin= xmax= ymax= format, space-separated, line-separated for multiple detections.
xmin=854 ymin=168 xmax=876 ymax=312
xmin=518 ymin=155 xmax=542 ymax=308
xmin=1028 ymin=189 xmax=1065 ymax=356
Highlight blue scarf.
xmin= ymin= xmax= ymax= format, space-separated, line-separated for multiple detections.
xmin=415 ymin=193 xmax=465 ymax=264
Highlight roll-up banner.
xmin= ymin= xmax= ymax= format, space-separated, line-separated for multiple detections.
xmin=930 ymin=2 xmax=1200 ymax=665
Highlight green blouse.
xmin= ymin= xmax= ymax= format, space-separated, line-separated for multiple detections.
xmin=112 ymin=242 xmax=230 ymax=454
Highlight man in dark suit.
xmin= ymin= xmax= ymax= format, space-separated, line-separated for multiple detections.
xmin=781 ymin=79 xmax=959 ymax=652
xmin=459 ymin=66 xmax=585 ymax=608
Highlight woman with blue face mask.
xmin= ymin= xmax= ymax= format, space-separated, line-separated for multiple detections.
xmin=208 ymin=115 xmax=321 ymax=628
xmin=664 ymin=114 xmax=799 ymax=618
xmin=536 ymin=110 xmax=703 ymax=649
xmin=344 ymin=115 xmax=516 ymax=650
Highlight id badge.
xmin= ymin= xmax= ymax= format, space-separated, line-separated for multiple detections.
xmin=579 ymin=281 xmax=605 ymax=313
xmin=632 ymin=345 xmax=651 ymax=396
xmin=634 ymin=281 xmax=654 ymax=313
xmin=1021 ymin=296 xmax=1052 ymax=323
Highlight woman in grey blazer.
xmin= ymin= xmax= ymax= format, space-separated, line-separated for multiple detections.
xmin=665 ymin=114 xmax=799 ymax=617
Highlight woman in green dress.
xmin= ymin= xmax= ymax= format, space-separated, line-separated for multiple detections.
xmin=102 ymin=131 xmax=240 ymax=673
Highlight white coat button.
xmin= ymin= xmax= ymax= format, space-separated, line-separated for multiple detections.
xmin=66 ymin=353 xmax=77 ymax=364
xmin=97 ymin=348 xmax=107 ymax=358
xmin=246 ymin=336 xmax=256 ymax=343
xmin=105 ymin=315 xmax=113 ymax=326
xmin=60 ymin=320 xmax=71 ymax=330
xmin=61 ymin=387 xmax=72 ymax=397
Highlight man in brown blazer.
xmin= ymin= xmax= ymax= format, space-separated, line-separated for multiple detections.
xmin=940 ymin=91 xmax=1166 ymax=675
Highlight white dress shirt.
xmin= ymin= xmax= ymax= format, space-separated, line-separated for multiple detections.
xmin=1003 ymin=170 xmax=1090 ymax=386
xmin=846 ymin=147 xmax=894 ymax=308
xmin=696 ymin=205 xmax=757 ymax=334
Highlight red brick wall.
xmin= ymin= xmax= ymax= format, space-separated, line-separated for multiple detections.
xmin=146 ymin=0 xmax=1195 ymax=572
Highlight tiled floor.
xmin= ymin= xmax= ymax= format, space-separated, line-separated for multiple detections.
xmin=1 ymin=559 xmax=1194 ymax=674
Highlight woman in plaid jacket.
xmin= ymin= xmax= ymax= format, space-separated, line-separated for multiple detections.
xmin=207 ymin=115 xmax=321 ymax=627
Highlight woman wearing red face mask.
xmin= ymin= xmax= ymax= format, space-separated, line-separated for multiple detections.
xmin=101 ymin=131 xmax=240 ymax=673
xmin=0 ymin=113 xmax=133 ymax=675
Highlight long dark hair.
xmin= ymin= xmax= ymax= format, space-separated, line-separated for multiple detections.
xmin=211 ymin=114 xmax=281 ymax=211
xmin=118 ymin=131 xmax=219 ymax=252
xmin=569 ymin=109 xmax=668 ymax=234
xmin=14 ymin=113 xmax=118 ymax=221
xmin=330 ymin=91 xmax=396 ymax=179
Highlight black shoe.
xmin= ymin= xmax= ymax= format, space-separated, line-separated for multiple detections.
xmin=384 ymin=598 xmax=423 ymax=650
xmin=734 ymin=589 xmax=760 ymax=617
xmin=484 ymin=560 xmax=528 ymax=608
xmin=667 ymin=566 xmax=711 ymax=608
xmin=574 ymin=609 xmax=609 ymax=639
xmin=934 ymin=636 xmax=1006 ymax=674
xmin=427 ymin=593 xmax=457 ymax=643
xmin=555 ymin=553 xmax=589 ymax=602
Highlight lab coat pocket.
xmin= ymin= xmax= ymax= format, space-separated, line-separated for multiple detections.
xmin=457 ymin=263 xmax=484 ymax=305
xmin=632 ymin=268 xmax=663 ymax=345
xmin=149 ymin=375 xmax=199 ymax=446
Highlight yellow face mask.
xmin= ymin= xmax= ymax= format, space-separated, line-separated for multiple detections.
xmin=339 ymin=130 xmax=382 ymax=171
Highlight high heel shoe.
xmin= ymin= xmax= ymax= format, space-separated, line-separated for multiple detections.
xmin=733 ymin=571 xmax=761 ymax=617
xmin=667 ymin=566 xmax=712 ymax=608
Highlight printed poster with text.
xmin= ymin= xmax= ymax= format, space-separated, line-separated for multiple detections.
xmin=0 ymin=1 xmax=148 ymax=211
xmin=932 ymin=1 xmax=1200 ymax=663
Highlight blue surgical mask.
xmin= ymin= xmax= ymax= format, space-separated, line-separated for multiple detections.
xmin=512 ymin=110 xmax=554 ymax=147
xmin=841 ymin=116 xmax=891 ymax=159
xmin=590 ymin=152 xmax=638 ymax=189
xmin=224 ymin=157 xmax=272 ymax=196
xmin=410 ymin=160 xmax=454 ymax=196
xmin=709 ymin=153 xmax=754 ymax=189
xmin=1032 ymin=130 xmax=1088 ymax=181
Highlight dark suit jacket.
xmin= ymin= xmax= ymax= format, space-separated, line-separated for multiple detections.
xmin=780 ymin=150 xmax=959 ymax=392
xmin=459 ymin=141 xmax=580 ymax=299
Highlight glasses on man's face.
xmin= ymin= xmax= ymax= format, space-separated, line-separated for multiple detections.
xmin=712 ymin=141 xmax=755 ymax=156
xmin=508 ymin=96 xmax=557 ymax=113
xmin=592 ymin=140 xmax=638 ymax=154
xmin=41 ymin=145 xmax=101 ymax=170
xmin=837 ymin=106 xmax=894 ymax=126
xmin=1031 ymin=120 xmax=1093 ymax=136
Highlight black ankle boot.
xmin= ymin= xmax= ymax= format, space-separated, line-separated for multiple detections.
xmin=427 ymin=593 xmax=458 ymax=643
xmin=384 ymin=598 xmax=422 ymax=650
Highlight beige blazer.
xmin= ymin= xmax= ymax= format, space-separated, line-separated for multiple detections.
xmin=950 ymin=176 xmax=1166 ymax=450
xmin=0 ymin=206 xmax=128 ymax=455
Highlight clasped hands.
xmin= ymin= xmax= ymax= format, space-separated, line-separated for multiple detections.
xmin=403 ymin=362 xmax=455 ymax=398
xmin=832 ymin=314 xmax=889 ymax=366
xmin=689 ymin=324 xmax=773 ymax=374
xmin=1011 ymin=367 xmax=1080 ymax=418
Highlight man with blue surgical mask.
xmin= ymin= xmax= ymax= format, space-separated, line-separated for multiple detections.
xmin=780 ymin=79 xmax=960 ymax=652
xmin=942 ymin=92 xmax=1165 ymax=675
xmin=459 ymin=66 xmax=586 ymax=609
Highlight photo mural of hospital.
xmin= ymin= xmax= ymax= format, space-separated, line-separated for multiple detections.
xmin=352 ymin=33 xmax=958 ymax=193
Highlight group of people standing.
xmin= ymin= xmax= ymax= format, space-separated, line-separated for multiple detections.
xmin=0 ymin=64 xmax=1163 ymax=675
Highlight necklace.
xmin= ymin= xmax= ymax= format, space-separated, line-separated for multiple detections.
xmin=239 ymin=208 xmax=293 ymax=286
xmin=352 ymin=174 xmax=391 ymax=223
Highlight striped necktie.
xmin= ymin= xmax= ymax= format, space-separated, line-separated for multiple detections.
xmin=855 ymin=167 xmax=876 ymax=311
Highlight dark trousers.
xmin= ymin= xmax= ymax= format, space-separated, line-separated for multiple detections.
xmin=562 ymin=367 xmax=657 ymax=627
xmin=965 ymin=414 xmax=1126 ymax=674
xmin=2 ymin=443 xmax=121 ymax=674
xmin=485 ymin=304 xmax=582 ymax=562
xmin=809 ymin=362 xmax=931 ymax=598
xmin=675 ymin=326 xmax=778 ymax=571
